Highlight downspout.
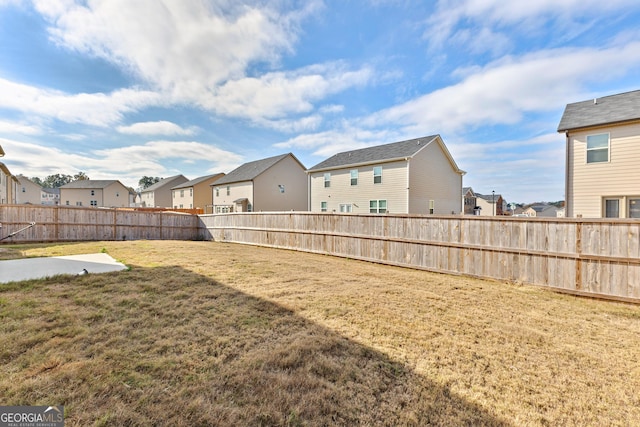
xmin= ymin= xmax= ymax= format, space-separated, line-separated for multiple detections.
xmin=406 ymin=158 xmax=410 ymax=213
xmin=565 ymin=131 xmax=571 ymax=218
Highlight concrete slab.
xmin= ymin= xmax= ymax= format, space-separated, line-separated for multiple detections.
xmin=0 ymin=253 xmax=128 ymax=284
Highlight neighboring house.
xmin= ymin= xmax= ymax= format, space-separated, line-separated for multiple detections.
xmin=60 ymin=180 xmax=131 ymax=208
xmin=140 ymin=175 xmax=189 ymax=208
xmin=307 ymin=135 xmax=465 ymax=214
xmin=171 ymin=173 xmax=225 ymax=212
xmin=41 ymin=187 xmax=60 ymax=205
xmin=0 ymin=162 xmax=18 ymax=204
xmin=212 ymin=153 xmax=307 ymax=213
xmin=524 ymin=204 xmax=559 ymax=218
xmin=475 ymin=193 xmax=507 ymax=216
xmin=558 ymin=89 xmax=640 ymax=218
xmin=462 ymin=187 xmax=477 ymax=215
xmin=16 ymin=175 xmax=42 ymax=204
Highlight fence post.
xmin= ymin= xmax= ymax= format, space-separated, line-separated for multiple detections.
xmin=575 ymin=222 xmax=582 ymax=290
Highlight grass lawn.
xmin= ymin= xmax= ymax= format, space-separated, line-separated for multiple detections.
xmin=1 ymin=240 xmax=639 ymax=426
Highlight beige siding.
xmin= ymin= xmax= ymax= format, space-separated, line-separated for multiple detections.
xmin=16 ymin=177 xmax=42 ymax=205
xmin=193 ymin=177 xmax=222 ymax=211
xmin=213 ymin=181 xmax=253 ymax=211
xmin=172 ymin=188 xmax=193 ymax=209
xmin=569 ymin=122 xmax=640 ymax=218
xmin=253 ymin=156 xmax=308 ymax=211
xmin=309 ymin=161 xmax=409 ymax=213
xmin=408 ymin=140 xmax=463 ymax=215
xmin=61 ymin=183 xmax=129 ymax=208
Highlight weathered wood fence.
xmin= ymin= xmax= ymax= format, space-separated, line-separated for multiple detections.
xmin=0 ymin=205 xmax=200 ymax=242
xmin=200 ymin=212 xmax=640 ymax=303
xmin=3 ymin=205 xmax=640 ymax=302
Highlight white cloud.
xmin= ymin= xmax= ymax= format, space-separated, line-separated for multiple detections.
xmin=207 ymin=64 xmax=373 ymax=124
xmin=1 ymin=137 xmax=242 ymax=186
xmin=0 ymin=78 xmax=163 ymax=126
xmin=33 ymin=0 xmax=319 ymax=96
xmin=365 ymin=42 xmax=640 ymax=135
xmin=0 ymin=119 xmax=42 ymax=135
xmin=425 ymin=0 xmax=638 ymax=52
xmin=117 ymin=121 xmax=198 ymax=136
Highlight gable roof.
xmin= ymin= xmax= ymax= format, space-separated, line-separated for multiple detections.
xmin=0 ymin=145 xmax=4 ymax=157
xmin=214 ymin=153 xmax=301 ymax=185
xmin=141 ymin=175 xmax=188 ymax=193
xmin=308 ymin=135 xmax=441 ymax=171
xmin=476 ymin=193 xmax=503 ymax=203
xmin=60 ymin=180 xmax=122 ymax=189
xmin=171 ymin=173 xmax=225 ymax=189
xmin=557 ymin=90 xmax=640 ymax=132
xmin=16 ymin=175 xmax=41 ymax=187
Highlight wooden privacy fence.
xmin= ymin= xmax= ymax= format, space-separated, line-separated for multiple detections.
xmin=200 ymin=212 xmax=640 ymax=303
xmin=0 ymin=205 xmax=200 ymax=242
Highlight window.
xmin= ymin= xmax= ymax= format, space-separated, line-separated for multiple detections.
xmin=22 ymin=187 xmax=25 ymax=192
xmin=180 ymin=190 xmax=184 ymax=197
xmin=190 ymin=188 xmax=193 ymax=197
xmin=340 ymin=204 xmax=352 ymax=213
xmin=278 ymin=184 xmax=285 ymax=193
xmin=90 ymin=190 xmax=95 ymax=196
xmin=429 ymin=200 xmax=435 ymax=214
xmin=373 ymin=166 xmax=382 ymax=184
xmin=587 ymin=133 xmax=609 ymax=163
xmin=76 ymin=201 xmax=82 ymax=206
xmin=90 ymin=200 xmax=97 ymax=207
xmin=321 ymin=201 xmax=328 ymax=212
xmin=324 ymin=173 xmax=331 ymax=188
xmin=605 ymin=199 xmax=619 ymax=218
xmin=629 ymin=199 xmax=640 ymax=218
xmin=215 ymin=188 xmax=219 ymax=197
xmin=350 ymin=169 xmax=358 ymax=186
xmin=369 ymin=199 xmax=387 ymax=213
xmin=179 ymin=204 xmax=183 ymax=208
xmin=66 ymin=201 xmax=69 ymax=205
xmin=226 ymin=186 xmax=230 ymax=196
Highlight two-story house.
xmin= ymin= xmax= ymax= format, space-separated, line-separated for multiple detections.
xmin=171 ymin=173 xmax=225 ymax=212
xmin=307 ymin=135 xmax=465 ymax=214
xmin=60 ymin=180 xmax=131 ymax=208
xmin=140 ymin=175 xmax=189 ymax=208
xmin=475 ymin=193 xmax=507 ymax=216
xmin=212 ymin=153 xmax=307 ymax=213
xmin=16 ymin=175 xmax=43 ymax=204
xmin=558 ymin=90 xmax=640 ymax=218
xmin=0 ymin=145 xmax=18 ymax=204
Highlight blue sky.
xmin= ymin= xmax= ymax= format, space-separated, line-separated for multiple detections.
xmin=1 ymin=0 xmax=640 ymax=202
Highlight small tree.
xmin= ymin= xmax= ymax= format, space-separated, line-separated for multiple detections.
xmin=138 ymin=176 xmax=162 ymax=190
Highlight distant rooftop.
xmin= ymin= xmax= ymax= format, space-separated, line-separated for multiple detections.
xmin=558 ymin=90 xmax=640 ymax=132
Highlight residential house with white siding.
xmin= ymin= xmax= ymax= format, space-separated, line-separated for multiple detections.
xmin=212 ymin=153 xmax=307 ymax=213
xmin=558 ymin=90 xmax=640 ymax=218
xmin=307 ymin=135 xmax=465 ymax=214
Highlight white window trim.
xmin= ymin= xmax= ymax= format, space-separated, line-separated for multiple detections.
xmin=586 ymin=133 xmax=610 ymax=164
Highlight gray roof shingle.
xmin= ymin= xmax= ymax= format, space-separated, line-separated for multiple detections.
xmin=142 ymin=175 xmax=188 ymax=192
xmin=60 ymin=180 xmax=119 ymax=189
xmin=171 ymin=173 xmax=224 ymax=189
xmin=214 ymin=154 xmax=293 ymax=185
xmin=557 ymin=90 xmax=640 ymax=131
xmin=307 ymin=135 xmax=439 ymax=171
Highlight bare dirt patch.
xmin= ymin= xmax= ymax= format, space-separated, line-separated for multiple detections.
xmin=1 ymin=240 xmax=639 ymax=426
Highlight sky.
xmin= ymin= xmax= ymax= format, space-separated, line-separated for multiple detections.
xmin=1 ymin=0 xmax=640 ymax=203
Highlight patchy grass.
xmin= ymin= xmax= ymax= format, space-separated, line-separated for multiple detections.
xmin=1 ymin=240 xmax=639 ymax=426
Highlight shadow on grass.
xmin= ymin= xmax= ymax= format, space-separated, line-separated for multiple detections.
xmin=0 ymin=265 xmax=510 ymax=426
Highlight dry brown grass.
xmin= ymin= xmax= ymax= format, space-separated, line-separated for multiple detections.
xmin=1 ymin=240 xmax=639 ymax=426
